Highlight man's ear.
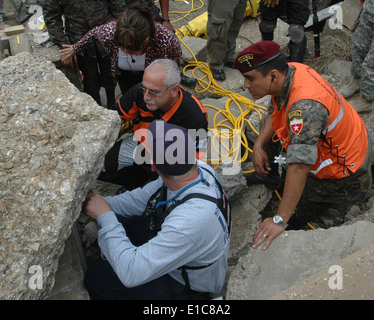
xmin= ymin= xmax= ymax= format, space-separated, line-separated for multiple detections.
xmin=171 ymin=84 xmax=179 ymax=96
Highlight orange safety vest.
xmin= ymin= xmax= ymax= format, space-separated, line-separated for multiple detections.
xmin=271 ymin=63 xmax=368 ymax=179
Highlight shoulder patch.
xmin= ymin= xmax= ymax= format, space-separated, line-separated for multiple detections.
xmin=288 ymin=110 xmax=302 ymax=119
xmin=290 ymin=118 xmax=303 ymax=135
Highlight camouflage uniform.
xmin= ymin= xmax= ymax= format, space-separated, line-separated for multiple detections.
xmin=0 ymin=0 xmax=4 ymax=23
xmin=351 ymin=0 xmax=374 ymax=101
xmin=42 ymin=0 xmax=126 ymax=106
xmin=259 ymin=0 xmax=309 ymax=62
xmin=125 ymin=0 xmax=162 ymax=22
xmin=269 ymin=65 xmax=372 ymax=223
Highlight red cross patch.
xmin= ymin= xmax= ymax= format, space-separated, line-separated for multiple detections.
xmin=290 ymin=118 xmax=303 ymax=135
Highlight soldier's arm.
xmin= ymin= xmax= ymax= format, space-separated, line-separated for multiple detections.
xmin=159 ymin=0 xmax=175 ymax=32
xmin=286 ymin=99 xmax=329 ymax=165
xmin=252 ymin=162 xmax=310 ymax=250
xmin=252 ymin=99 xmax=328 ymax=250
xmin=108 ymin=0 xmax=126 ymax=18
xmin=253 ymin=114 xmax=275 ymax=176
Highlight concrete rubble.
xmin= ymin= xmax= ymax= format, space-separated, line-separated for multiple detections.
xmin=1 ymin=0 xmax=374 ymax=300
xmin=227 ymin=221 xmax=374 ymax=300
xmin=0 ymin=52 xmax=121 ymax=299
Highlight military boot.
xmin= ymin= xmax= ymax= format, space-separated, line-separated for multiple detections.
xmin=261 ymin=31 xmax=274 ymax=41
xmin=350 ymin=94 xmax=374 ymax=114
xmin=339 ymin=76 xmax=360 ymax=99
xmin=288 ymin=36 xmax=307 ymax=63
xmin=180 ymin=72 xmax=197 ymax=86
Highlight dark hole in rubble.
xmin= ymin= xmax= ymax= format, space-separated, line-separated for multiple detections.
xmin=259 ymin=165 xmax=374 ymax=231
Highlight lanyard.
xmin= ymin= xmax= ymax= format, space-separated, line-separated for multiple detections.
xmin=155 ymin=167 xmax=209 ymax=209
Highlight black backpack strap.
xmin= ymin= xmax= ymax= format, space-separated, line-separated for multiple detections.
xmin=144 ymin=166 xmax=231 ymax=299
xmin=170 ymin=186 xmax=230 ymax=299
xmin=164 ymin=193 xmax=218 ymax=216
xmin=198 ymin=166 xmax=231 ymax=234
xmin=180 ymin=264 xmax=213 ymax=300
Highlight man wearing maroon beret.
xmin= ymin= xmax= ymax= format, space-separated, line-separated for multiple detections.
xmin=235 ymin=41 xmax=372 ymax=250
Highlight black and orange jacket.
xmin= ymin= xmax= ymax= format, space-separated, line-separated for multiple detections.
xmin=117 ymin=84 xmax=208 ymax=155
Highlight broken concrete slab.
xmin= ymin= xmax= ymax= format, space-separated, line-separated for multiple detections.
xmin=228 ymin=185 xmax=272 ymax=263
xmin=226 ymin=221 xmax=374 ymax=300
xmin=180 ymin=36 xmax=207 ymax=65
xmin=0 ymin=52 xmax=121 ymax=299
xmin=270 ymin=242 xmax=374 ymax=300
xmin=327 ymin=59 xmax=352 ymax=79
xmin=8 ymin=33 xmax=32 ymax=56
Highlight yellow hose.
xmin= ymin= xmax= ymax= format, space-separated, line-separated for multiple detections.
xmin=179 ymin=37 xmax=266 ymax=173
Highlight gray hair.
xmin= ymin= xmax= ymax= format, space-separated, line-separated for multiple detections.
xmin=145 ymin=59 xmax=181 ymax=87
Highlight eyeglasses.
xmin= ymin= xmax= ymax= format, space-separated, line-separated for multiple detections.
xmin=138 ymin=83 xmax=174 ymax=98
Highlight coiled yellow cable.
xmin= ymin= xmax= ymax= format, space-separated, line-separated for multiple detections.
xmin=179 ymin=36 xmax=266 ymax=173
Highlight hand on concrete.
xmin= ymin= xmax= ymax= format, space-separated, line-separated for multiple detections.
xmin=84 ymin=193 xmax=112 ymax=220
xmin=59 ymin=44 xmax=77 ymax=68
xmin=252 ymin=217 xmax=285 ymax=250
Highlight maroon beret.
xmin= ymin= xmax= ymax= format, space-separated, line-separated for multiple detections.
xmin=234 ymin=41 xmax=282 ymax=73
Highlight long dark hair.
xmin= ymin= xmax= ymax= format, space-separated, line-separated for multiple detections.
xmin=114 ymin=1 xmax=156 ymax=51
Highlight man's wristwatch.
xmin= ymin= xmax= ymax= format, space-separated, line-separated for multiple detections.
xmin=160 ymin=17 xmax=170 ymax=22
xmin=273 ymin=214 xmax=288 ymax=229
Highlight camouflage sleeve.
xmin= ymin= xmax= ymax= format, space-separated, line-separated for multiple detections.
xmin=42 ymin=0 xmax=70 ymax=47
xmin=286 ymin=99 xmax=329 ymax=165
xmin=108 ymin=0 xmax=126 ymax=18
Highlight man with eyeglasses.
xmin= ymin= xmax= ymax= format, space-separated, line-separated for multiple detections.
xmin=98 ymin=59 xmax=208 ymax=190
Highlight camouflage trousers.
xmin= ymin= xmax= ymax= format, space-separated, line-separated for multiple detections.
xmin=267 ymin=135 xmax=372 ymax=223
xmin=207 ymin=0 xmax=247 ymax=68
xmin=351 ymin=6 xmax=374 ymax=101
xmin=296 ymin=138 xmax=372 ymax=223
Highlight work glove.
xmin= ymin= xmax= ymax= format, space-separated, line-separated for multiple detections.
xmin=262 ymin=0 xmax=280 ymax=7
